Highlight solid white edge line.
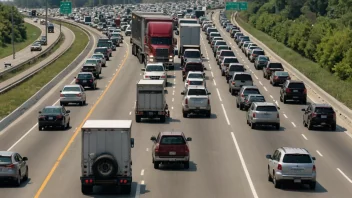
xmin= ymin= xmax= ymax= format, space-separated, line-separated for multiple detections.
xmin=231 ymin=132 xmax=259 ymax=198
xmin=337 ymin=168 xmax=352 ymax=183
xmin=316 ymin=150 xmax=323 ymax=157
xmin=221 ymin=104 xmax=231 ymax=125
xmin=7 ymin=124 xmax=38 ymax=151
xmin=301 ymin=134 xmax=308 ymax=140
xmin=216 ymin=88 xmax=222 ymax=102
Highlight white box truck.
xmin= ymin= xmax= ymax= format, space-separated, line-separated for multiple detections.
xmin=80 ymin=120 xmax=134 ymax=195
xmin=179 ymin=23 xmax=201 ymax=58
xmin=135 ymin=79 xmax=168 ymax=123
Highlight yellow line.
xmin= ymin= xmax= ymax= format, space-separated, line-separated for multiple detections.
xmin=34 ymin=42 xmax=130 ymax=198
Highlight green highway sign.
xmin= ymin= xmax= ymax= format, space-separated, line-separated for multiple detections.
xmin=60 ymin=1 xmax=72 ymax=15
xmin=226 ymin=2 xmax=248 ymax=11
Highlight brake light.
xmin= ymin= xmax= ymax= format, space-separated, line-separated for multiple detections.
xmin=274 ymin=76 xmax=278 ymax=80
xmin=154 ymin=144 xmax=160 ymax=156
xmin=6 ymin=164 xmax=15 ymax=168
xmin=208 ymin=99 xmax=210 ymax=104
xmin=312 ymin=165 xmax=316 ymax=172
xmin=303 ymin=88 xmax=307 ymax=94
xmin=277 ymin=164 xmax=282 ymax=171
xmin=232 ymin=82 xmax=235 ymax=85
xmin=333 ymin=112 xmax=336 ymax=119
xmin=60 ymin=94 xmax=64 ymax=97
xmin=75 ymin=79 xmax=79 ymax=83
xmin=56 ymin=115 xmax=63 ymax=119
xmin=185 ymin=145 xmax=189 ymax=156
xmin=145 ymin=75 xmax=149 ymax=78
xmin=252 ymin=113 xmax=256 ymax=118
xmin=89 ymin=79 xmax=93 ymax=83
xmin=161 ymin=75 xmax=166 ymax=78
xmin=241 ymin=94 xmax=244 ymax=97
xmin=286 ymin=88 xmax=291 ymax=93
xmin=312 ymin=112 xmax=317 ymax=117
xmin=185 ymin=98 xmax=188 ymax=105
xmin=39 ymin=115 xmax=45 ymax=119
xmin=77 ymin=93 xmax=81 ymax=97
xmin=277 ymin=113 xmax=280 ymax=118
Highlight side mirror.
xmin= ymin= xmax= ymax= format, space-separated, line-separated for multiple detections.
xmin=66 ymin=110 xmax=71 ymax=113
xmin=312 ymin=157 xmax=316 ymax=160
xmin=186 ymin=137 xmax=192 ymax=141
xmin=141 ymin=68 xmax=145 ymax=71
xmin=74 ymin=77 xmax=76 ymax=79
xmin=131 ymin=138 xmax=134 ymax=148
xmin=265 ymin=154 xmax=272 ymax=159
xmin=150 ymin=136 xmax=156 ymax=141
xmin=301 ymin=108 xmax=306 ymax=111
xmin=60 ymin=90 xmax=62 ymax=92
xmin=207 ymin=92 xmax=211 ymax=95
xmin=229 ymin=47 xmax=231 ymax=50
xmin=22 ymin=157 xmax=28 ymax=161
xmin=277 ymin=107 xmax=280 ymax=110
xmin=203 ymin=67 xmax=207 ymax=70
xmin=39 ymin=111 xmax=42 ymax=114
xmin=181 ymin=91 xmax=184 ymax=95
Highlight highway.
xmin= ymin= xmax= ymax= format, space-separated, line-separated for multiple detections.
xmin=1 ymin=11 xmax=352 ymax=198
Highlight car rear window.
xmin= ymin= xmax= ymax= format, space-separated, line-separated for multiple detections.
xmin=94 ymin=49 xmax=107 ymax=53
xmin=276 ymin=71 xmax=289 ymax=76
xmin=189 ymin=81 xmax=203 ymax=86
xmin=283 ymin=154 xmax=312 ymax=163
xmin=186 ymin=64 xmax=203 ymax=71
xmin=243 ymin=89 xmax=260 ymax=96
xmin=188 ymin=89 xmax=207 ymax=95
xmin=85 ymin=60 xmax=97 ymax=65
xmin=253 ymin=50 xmax=265 ymax=55
xmin=188 ymin=73 xmax=203 ymax=78
xmin=256 ymin=106 xmax=277 ymax=112
xmin=77 ymin=74 xmax=93 ymax=79
xmin=160 ymin=136 xmax=186 ymax=145
xmin=229 ymin=66 xmax=244 ymax=72
xmin=42 ymin=107 xmax=62 ymax=114
xmin=288 ymin=83 xmax=305 ymax=89
xmin=216 ymin=41 xmax=226 ymax=46
xmin=224 ymin=58 xmax=238 ymax=63
xmin=221 ymin=51 xmax=235 ymax=56
xmin=0 ymin=156 xmax=12 ymax=163
xmin=259 ymin=56 xmax=269 ymax=61
xmin=250 ymin=96 xmax=266 ymax=102
xmin=269 ymin=63 xmax=283 ymax=68
xmin=235 ymin=74 xmax=252 ymax=81
xmin=83 ymin=66 xmax=96 ymax=70
xmin=315 ymin=107 xmax=335 ymax=114
xmin=63 ymin=87 xmax=81 ymax=92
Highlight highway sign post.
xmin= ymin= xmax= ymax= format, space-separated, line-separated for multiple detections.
xmin=60 ymin=1 xmax=72 ymax=15
xmin=225 ymin=2 xmax=248 ymax=11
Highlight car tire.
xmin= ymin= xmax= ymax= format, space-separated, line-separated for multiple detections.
xmin=83 ymin=100 xmax=86 ymax=105
xmin=273 ymin=174 xmax=281 ymax=189
xmin=236 ymin=102 xmax=239 ymax=108
xmin=154 ymin=162 xmax=159 ymax=169
xmin=268 ymin=168 xmax=273 ymax=182
xmin=251 ymin=122 xmax=256 ymax=129
xmin=135 ymin=115 xmax=141 ymax=123
xmin=206 ymin=111 xmax=211 ymax=118
xmin=308 ymin=121 xmax=313 ymax=130
xmin=183 ymin=110 xmax=188 ymax=118
xmin=66 ymin=121 xmax=70 ymax=129
xmin=14 ymin=172 xmax=21 ymax=187
xmin=23 ymin=166 xmax=28 ymax=182
xmin=331 ymin=123 xmax=336 ymax=131
xmin=221 ymin=71 xmax=225 ymax=76
xmin=60 ymin=102 xmax=64 ymax=106
xmin=231 ymin=89 xmax=235 ymax=96
xmin=184 ymin=161 xmax=190 ymax=169
xmin=160 ymin=115 xmax=166 ymax=123
xmin=79 ymin=101 xmax=83 ymax=106
xmin=263 ymin=72 xmax=266 ymax=78
xmin=302 ymin=98 xmax=307 ymax=104
xmin=81 ymin=185 xmax=93 ymax=195
xmin=275 ymin=124 xmax=280 ymax=130
xmin=309 ymin=182 xmax=316 ymax=190
xmin=121 ymin=185 xmax=132 ymax=194
xmin=303 ymin=119 xmax=307 ymax=127
xmin=283 ymin=96 xmax=287 ymax=104
xmin=38 ymin=125 xmax=42 ymax=131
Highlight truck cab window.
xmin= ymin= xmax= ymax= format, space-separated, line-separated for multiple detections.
xmin=151 ymin=37 xmax=172 ymax=45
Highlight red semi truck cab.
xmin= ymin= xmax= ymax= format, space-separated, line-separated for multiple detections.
xmin=114 ymin=17 xmax=121 ymax=28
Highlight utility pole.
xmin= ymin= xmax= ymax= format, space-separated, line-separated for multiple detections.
xmin=11 ymin=5 xmax=15 ymax=59
xmin=45 ymin=0 xmax=48 ymax=44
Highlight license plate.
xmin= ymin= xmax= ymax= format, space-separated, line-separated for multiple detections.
xmin=169 ymin=151 xmax=176 ymax=155
xmin=148 ymin=112 xmax=154 ymax=116
xmin=321 ymin=115 xmax=327 ymax=118
xmin=196 ymin=107 xmax=200 ymax=109
xmin=48 ymin=117 xmax=53 ymax=120
xmin=294 ymin=179 xmax=301 ymax=183
xmin=293 ymin=96 xmax=298 ymax=98
xmin=83 ymin=80 xmax=87 ymax=83
xmin=293 ymin=90 xmax=298 ymax=92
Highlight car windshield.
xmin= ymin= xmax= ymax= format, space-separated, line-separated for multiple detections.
xmin=224 ymin=58 xmax=238 ymax=63
xmin=235 ymin=74 xmax=252 ymax=81
xmin=221 ymin=51 xmax=235 ymax=56
xmin=151 ymin=37 xmax=172 ymax=45
xmin=92 ymin=55 xmax=103 ymax=59
xmin=288 ymin=83 xmax=305 ymax=89
xmin=95 ymin=49 xmax=106 ymax=53
xmin=77 ymin=74 xmax=93 ymax=79
xmin=0 ymin=156 xmax=11 ymax=163
xmin=243 ymin=89 xmax=260 ymax=96
xmin=283 ymin=154 xmax=312 ymax=163
xmin=188 ymin=73 xmax=203 ymax=78
xmin=184 ymin=51 xmax=200 ymax=58
xmin=63 ymin=86 xmax=81 ymax=92
xmin=259 ymin=56 xmax=269 ymax=61
xmin=189 ymin=81 xmax=203 ymax=86
xmin=216 ymin=41 xmax=226 ymax=46
xmin=146 ymin=65 xmax=164 ymax=71
xmin=42 ymin=107 xmax=62 ymax=114
xmin=256 ymin=105 xmax=277 ymax=111
xmin=315 ymin=107 xmax=335 ymax=114
xmin=269 ymin=63 xmax=283 ymax=68
xmin=188 ymin=89 xmax=207 ymax=95
xmin=97 ymin=42 xmax=111 ymax=48
xmin=276 ymin=71 xmax=289 ymax=76
xmin=250 ymin=96 xmax=265 ymax=102
xmin=85 ymin=60 xmax=97 ymax=64
xmin=160 ymin=136 xmax=186 ymax=145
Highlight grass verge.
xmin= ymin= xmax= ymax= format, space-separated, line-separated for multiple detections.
xmin=0 ymin=33 xmax=64 ymax=83
xmin=230 ymin=12 xmax=352 ymax=109
xmin=0 ymin=22 xmax=88 ymax=119
xmin=0 ymin=23 xmax=41 ymax=59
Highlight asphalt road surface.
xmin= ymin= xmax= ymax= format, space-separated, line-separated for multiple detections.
xmin=1 ymin=13 xmax=352 ymax=198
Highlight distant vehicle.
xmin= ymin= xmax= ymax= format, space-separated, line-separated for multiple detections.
xmin=246 ymin=102 xmax=280 ymax=130
xmin=30 ymin=43 xmax=42 ymax=51
xmin=0 ymin=151 xmax=29 ymax=186
xmin=48 ymin=23 xmax=54 ymax=33
xmin=59 ymin=85 xmax=87 ymax=106
xmin=40 ymin=35 xmax=47 ymax=45
xmin=302 ymin=103 xmax=336 ymax=131
xmin=181 ymin=85 xmax=211 ymax=117
xmin=38 ymin=106 xmax=71 ymax=130
xmin=141 ymin=63 xmax=167 ymax=86
xmin=75 ymin=72 xmax=97 ymax=90
xmin=91 ymin=53 xmax=106 ymax=67
xmin=33 ymin=18 xmax=38 ymax=23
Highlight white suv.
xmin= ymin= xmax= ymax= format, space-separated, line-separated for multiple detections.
xmin=266 ymin=147 xmax=317 ymax=190
xmin=184 ymin=71 xmax=206 ymax=88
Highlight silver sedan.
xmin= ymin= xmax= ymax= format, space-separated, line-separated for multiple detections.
xmin=59 ymin=84 xmax=87 ymax=106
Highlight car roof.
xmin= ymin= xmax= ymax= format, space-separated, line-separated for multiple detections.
xmin=312 ymin=103 xmax=333 ymax=108
xmin=186 ymin=60 xmax=202 ymax=64
xmin=223 ymin=56 xmax=237 ymax=59
xmin=287 ymin=80 xmax=304 ymax=84
xmin=146 ymin=62 xmax=163 ymax=66
xmin=241 ymin=85 xmax=258 ymax=89
xmin=95 ymin=47 xmax=108 ymax=49
xmin=252 ymin=49 xmax=263 ymax=51
xmin=185 ymin=49 xmax=200 ymax=52
xmin=63 ymin=84 xmax=81 ymax=88
xmin=220 ymin=50 xmax=233 ymax=53
xmin=188 ymin=71 xmax=203 ymax=74
xmin=253 ymin=102 xmax=275 ymax=106
xmin=247 ymin=94 xmax=264 ymax=97
xmin=78 ymin=72 xmax=93 ymax=75
xmin=187 ymin=85 xmax=206 ymax=90
xmin=0 ymin=151 xmax=14 ymax=156
xmin=160 ymin=131 xmax=184 ymax=136
xmin=43 ymin=105 xmax=62 ymax=109
xmin=234 ymin=72 xmax=251 ymax=75
xmin=187 ymin=78 xmax=204 ymax=81
xmin=280 ymin=147 xmax=310 ymax=155
xmin=229 ymin=63 xmax=244 ymax=66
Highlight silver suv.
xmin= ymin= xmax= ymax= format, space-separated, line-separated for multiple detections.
xmin=246 ymin=102 xmax=280 ymax=130
xmin=0 ymin=151 xmax=29 ymax=186
xmin=266 ymin=147 xmax=317 ymax=189
xmin=229 ymin=73 xmax=253 ymax=96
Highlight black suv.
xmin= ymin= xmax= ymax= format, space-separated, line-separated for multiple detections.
xmin=75 ymin=72 xmax=97 ymax=89
xmin=302 ymin=103 xmax=336 ymax=131
xmin=263 ymin=62 xmax=284 ymax=79
xmin=280 ymin=80 xmax=307 ymax=104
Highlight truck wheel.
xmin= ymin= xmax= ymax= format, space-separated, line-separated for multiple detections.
xmin=92 ymin=154 xmax=118 ymax=178
xmin=160 ymin=115 xmax=166 ymax=123
xmin=135 ymin=115 xmax=141 ymax=123
xmin=81 ymin=185 xmax=93 ymax=195
xmin=121 ymin=185 xmax=132 ymax=194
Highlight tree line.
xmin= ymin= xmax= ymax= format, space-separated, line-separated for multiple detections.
xmin=240 ymin=0 xmax=352 ymax=80
xmin=0 ymin=4 xmax=27 ymax=47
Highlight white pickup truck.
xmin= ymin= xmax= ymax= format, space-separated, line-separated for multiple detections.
xmin=181 ymin=85 xmax=211 ymax=118
xmin=80 ymin=120 xmax=134 ymax=195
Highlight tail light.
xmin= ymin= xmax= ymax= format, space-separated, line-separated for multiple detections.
xmin=245 ymin=99 xmax=248 ymax=103
xmin=285 ymin=88 xmax=291 ymax=93
xmin=6 ymin=164 xmax=15 ymax=168
xmin=274 ymin=76 xmax=278 ymax=80
xmin=75 ymin=79 xmax=79 ymax=83
xmin=77 ymin=93 xmax=82 ymax=97
xmin=208 ymin=99 xmax=210 ymax=104
xmin=185 ymin=145 xmax=189 ymax=156
xmin=277 ymin=113 xmax=280 ymax=118
xmin=232 ymin=82 xmax=235 ymax=85
xmin=303 ymin=88 xmax=307 ymax=94
xmin=333 ymin=112 xmax=336 ymax=119
xmin=56 ymin=115 xmax=63 ymax=119
xmin=154 ymin=144 xmax=160 ymax=156
xmin=241 ymin=94 xmax=244 ymax=97
xmin=311 ymin=112 xmax=317 ymax=117
xmin=60 ymin=94 xmax=64 ymax=97
xmin=312 ymin=165 xmax=316 ymax=172
xmin=252 ymin=113 xmax=256 ymax=118
xmin=187 ymin=80 xmax=190 ymax=84
xmin=185 ymin=98 xmax=188 ymax=105
xmin=39 ymin=115 xmax=45 ymax=119
xmin=161 ymin=75 xmax=166 ymax=79
xmin=287 ymin=76 xmax=291 ymax=80
xmin=277 ymin=164 xmax=282 ymax=171
xmin=145 ymin=75 xmax=149 ymax=78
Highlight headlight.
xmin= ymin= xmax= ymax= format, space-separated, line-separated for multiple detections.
xmin=169 ymin=55 xmax=173 ymax=58
xmin=149 ymin=55 xmax=154 ymax=58
xmin=149 ymin=59 xmax=154 ymax=62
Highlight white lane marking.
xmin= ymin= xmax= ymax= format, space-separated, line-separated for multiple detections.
xmin=275 ymin=101 xmax=279 ymax=107
xmin=291 ymin=122 xmax=296 ymax=127
xmin=135 ymin=184 xmax=140 ymax=198
xmin=211 ymin=71 xmax=214 ymax=77
xmin=221 ymin=104 xmax=230 ymax=125
xmin=171 ymin=106 xmax=174 ymax=110
xmin=141 ymin=180 xmax=145 ymax=185
xmin=146 ymin=148 xmax=149 ymax=152
xmin=7 ymin=124 xmax=37 ymax=151
xmin=269 ymin=95 xmax=273 ymax=99
xmin=283 ymin=114 xmax=288 ymax=118
xmin=264 ymin=86 xmax=268 ymax=91
xmin=259 ymin=81 xmax=262 ymax=85
xmin=213 ymin=79 xmax=217 ymax=86
xmin=316 ymin=150 xmax=323 ymax=157
xmin=172 ymin=92 xmax=175 ymax=96
xmin=129 ymin=112 xmax=132 ymax=115
xmin=301 ymin=134 xmax=308 ymax=140
xmin=254 ymin=74 xmax=258 ymax=79
xmin=230 ymin=132 xmax=259 ymax=198
xmin=216 ymin=88 xmax=222 ymax=102
xmin=140 ymin=169 xmax=144 ymax=176
xmin=172 ymin=98 xmax=174 ymax=102
xmin=209 ymin=66 xmax=212 ymax=69
xmin=337 ymin=168 xmax=352 ymax=183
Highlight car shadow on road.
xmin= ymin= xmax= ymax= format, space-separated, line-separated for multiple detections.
xmin=309 ymin=124 xmax=346 ymax=133
xmin=252 ymin=125 xmax=286 ymax=132
xmin=158 ymin=161 xmax=197 ymax=172
xmin=281 ymin=181 xmax=327 ymax=193
xmin=0 ymin=178 xmax=31 ymax=188
xmin=88 ymin=182 xmax=141 ymax=197
xmin=40 ymin=126 xmax=72 ymax=131
xmin=139 ymin=117 xmax=181 ymax=124
xmin=187 ymin=114 xmax=218 ymax=119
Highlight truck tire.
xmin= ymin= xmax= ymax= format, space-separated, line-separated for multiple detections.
xmin=135 ymin=115 xmax=141 ymax=123
xmin=81 ymin=185 xmax=93 ymax=194
xmin=92 ymin=154 xmax=118 ymax=178
xmin=121 ymin=185 xmax=132 ymax=194
xmin=160 ymin=115 xmax=166 ymax=123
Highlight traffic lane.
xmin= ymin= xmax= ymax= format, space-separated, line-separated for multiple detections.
xmin=216 ymin=23 xmax=352 ymax=182
xmin=203 ymin=29 xmax=352 ymax=197
xmin=133 ymin=58 xmax=254 ymax=198
xmin=0 ymin=36 xmax=126 ymax=197
xmin=39 ymin=45 xmax=140 ymax=198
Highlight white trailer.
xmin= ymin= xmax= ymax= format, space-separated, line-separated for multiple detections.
xmin=179 ymin=23 xmax=201 ymax=57
xmin=135 ymin=79 xmax=167 ymax=123
xmin=80 ymin=120 xmax=134 ymax=195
